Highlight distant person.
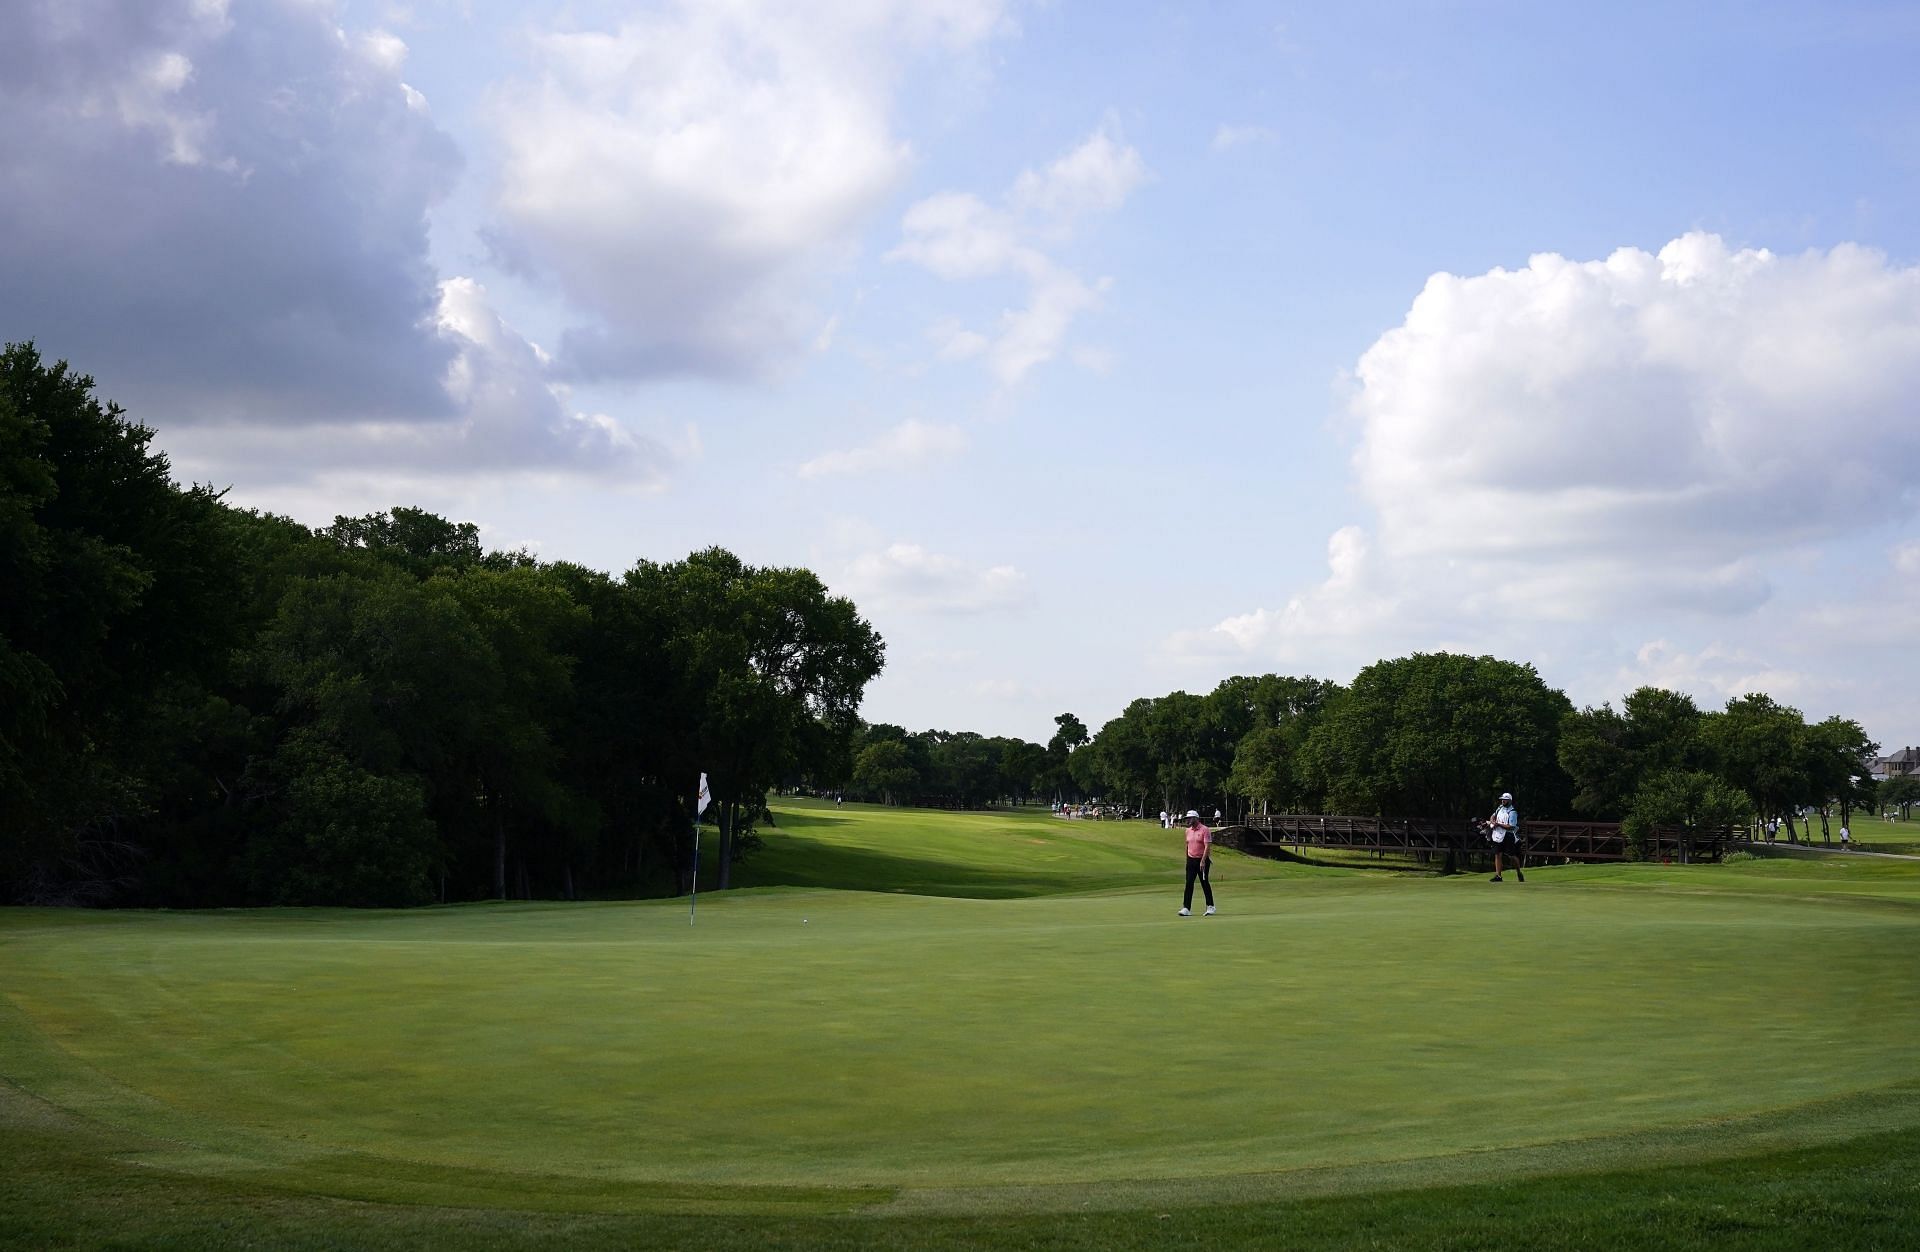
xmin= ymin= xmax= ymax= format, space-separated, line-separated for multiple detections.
xmin=1767 ymin=817 xmax=1778 ymax=843
xmin=1178 ymin=810 xmax=1215 ymax=916
xmin=1487 ymin=791 xmax=1524 ymax=883
xmin=1159 ymin=809 xmax=1170 ymax=830
xmin=1213 ymin=807 xmax=1221 ymax=822
xmin=1839 ymin=823 xmax=1851 ymax=850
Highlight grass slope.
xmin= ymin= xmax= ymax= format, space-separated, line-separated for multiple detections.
xmin=5 ymin=798 xmax=1920 ymax=1247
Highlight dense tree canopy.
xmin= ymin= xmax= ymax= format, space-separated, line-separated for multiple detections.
xmin=0 ymin=344 xmax=884 ymax=906
xmin=1299 ymin=654 xmax=1574 ymax=820
xmin=2 ymin=343 xmax=240 ymax=902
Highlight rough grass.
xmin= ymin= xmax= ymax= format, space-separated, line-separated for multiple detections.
xmin=4 ymin=798 xmax=1919 ymax=1248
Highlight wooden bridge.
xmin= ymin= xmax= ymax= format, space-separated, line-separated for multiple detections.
xmin=1222 ymin=814 xmax=1742 ymax=868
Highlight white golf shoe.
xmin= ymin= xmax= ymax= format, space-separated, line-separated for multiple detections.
xmin=1204 ymin=905 xmax=1216 ymax=915
xmin=1177 ymin=907 xmax=1191 ymax=916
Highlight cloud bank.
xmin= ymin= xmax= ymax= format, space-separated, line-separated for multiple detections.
xmin=1179 ymin=233 xmax=1920 ymax=720
xmin=0 ymin=0 xmax=459 ymax=425
xmin=0 ymin=0 xmax=676 ymax=484
xmin=488 ymin=0 xmax=1015 ymax=381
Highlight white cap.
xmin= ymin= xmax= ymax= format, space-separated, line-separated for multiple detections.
xmin=1500 ymin=792 xmax=1513 ymax=802
xmin=1186 ymin=809 xmax=1199 ymax=819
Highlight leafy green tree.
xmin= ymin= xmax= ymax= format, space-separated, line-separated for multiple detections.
xmin=1050 ymin=714 xmax=1088 ymax=751
xmin=1213 ymin=674 xmax=1338 ymax=817
xmin=647 ymin=549 xmax=884 ymax=888
xmin=1066 ymin=742 xmax=1100 ymax=798
xmin=852 ymin=739 xmax=919 ymax=804
xmin=1228 ymin=725 xmax=1296 ymax=814
xmin=1087 ymin=699 xmax=1156 ymax=812
xmin=1039 ymin=713 xmax=1089 ymax=800
xmin=1800 ymin=717 xmax=1877 ymax=839
xmin=1622 ymin=687 xmax=1707 ymax=773
xmin=540 ymin=561 xmax=681 ymax=895
xmin=443 ymin=565 xmax=594 ymax=896
xmin=1557 ymin=703 xmax=1633 ymax=816
xmin=250 ymin=740 xmax=439 ymax=906
xmin=1880 ymin=776 xmax=1920 ymax=819
xmin=243 ymin=569 xmax=496 ymax=899
xmin=1621 ymin=769 xmax=1751 ymax=860
xmin=1 ymin=343 xmax=239 ymax=903
xmin=1700 ymin=694 xmax=1810 ymax=839
xmin=323 ymin=507 xmax=485 ymax=576
xmin=1145 ymin=692 xmax=1221 ymax=814
xmin=1300 ymin=653 xmax=1574 ymax=819
xmin=1559 ymin=687 xmax=1706 ymax=819
xmin=997 ymin=739 xmax=1048 ymax=803
xmin=1209 ymin=674 xmax=1338 ymax=739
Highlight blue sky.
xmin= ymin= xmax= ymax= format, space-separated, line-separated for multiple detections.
xmin=6 ymin=0 xmax=1918 ymax=753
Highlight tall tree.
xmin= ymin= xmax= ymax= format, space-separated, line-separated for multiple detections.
xmin=1701 ymin=695 xmax=1810 ymax=840
xmin=1088 ymin=700 xmax=1156 ymax=812
xmin=1 ymin=343 xmax=239 ymax=903
xmin=1228 ymin=725 xmax=1296 ymax=815
xmin=852 ymin=739 xmax=918 ymax=805
xmin=1300 ymin=653 xmax=1573 ymax=819
xmin=1879 ymin=776 xmax=1920 ymax=819
xmin=1797 ymin=717 xmax=1877 ymax=839
xmin=1559 ymin=687 xmax=1706 ymax=819
xmin=1622 ymin=769 xmax=1752 ymax=860
xmin=648 ymin=549 xmax=883 ymax=888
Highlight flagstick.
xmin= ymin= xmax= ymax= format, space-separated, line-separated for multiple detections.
xmin=688 ymin=813 xmax=700 ymax=925
xmin=690 ymin=772 xmax=711 ymax=925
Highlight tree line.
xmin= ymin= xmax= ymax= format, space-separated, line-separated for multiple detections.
xmin=853 ymin=654 xmax=1886 ymax=854
xmin=2 ymin=344 xmax=882 ymax=907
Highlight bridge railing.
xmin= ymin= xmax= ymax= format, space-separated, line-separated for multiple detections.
xmin=1238 ymin=814 xmax=1741 ymax=864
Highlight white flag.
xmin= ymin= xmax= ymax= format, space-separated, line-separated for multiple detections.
xmin=696 ymin=772 xmax=711 ymax=817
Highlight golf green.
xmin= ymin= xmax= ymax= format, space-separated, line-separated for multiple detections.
xmin=4 ymin=801 xmax=1920 ymax=1221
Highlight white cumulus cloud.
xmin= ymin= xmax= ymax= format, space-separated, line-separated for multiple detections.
xmin=1352 ymin=233 xmax=1920 ymax=585
xmin=1010 ymin=125 xmax=1150 ymax=230
xmin=891 ymin=120 xmax=1146 ymax=385
xmin=1210 ymin=123 xmax=1274 ymax=152
xmin=840 ymin=542 xmax=1030 ymax=614
xmin=1172 ymin=233 xmax=1920 ymax=741
xmin=798 ymin=420 xmax=968 ymax=479
xmin=487 ymin=0 xmax=1014 ymax=380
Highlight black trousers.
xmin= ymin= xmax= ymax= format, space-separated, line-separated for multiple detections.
xmin=1183 ymin=855 xmax=1214 ymax=909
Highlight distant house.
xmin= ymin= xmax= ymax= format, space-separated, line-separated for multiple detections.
xmin=1872 ymin=746 xmax=1920 ymax=782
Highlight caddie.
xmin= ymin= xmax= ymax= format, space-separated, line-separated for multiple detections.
xmin=1487 ymin=791 xmax=1524 ymax=883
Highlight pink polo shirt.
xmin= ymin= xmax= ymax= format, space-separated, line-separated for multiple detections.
xmin=1185 ymin=823 xmax=1211 ymax=858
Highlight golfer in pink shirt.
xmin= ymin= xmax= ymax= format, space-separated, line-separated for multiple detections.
xmin=1178 ymin=810 xmax=1215 ymax=916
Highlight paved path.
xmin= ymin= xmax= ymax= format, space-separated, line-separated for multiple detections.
xmin=1736 ymin=840 xmax=1920 ymax=861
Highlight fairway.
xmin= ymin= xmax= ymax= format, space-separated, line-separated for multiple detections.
xmin=6 ymin=800 xmax=1920 ymax=1244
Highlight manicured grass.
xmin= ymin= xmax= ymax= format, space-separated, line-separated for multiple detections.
xmin=1845 ymin=813 xmax=1920 ymax=854
xmin=5 ymin=798 xmax=1920 ymax=1247
xmin=731 ymin=801 xmax=1286 ymax=897
xmin=7 ymin=1082 xmax=1920 ymax=1250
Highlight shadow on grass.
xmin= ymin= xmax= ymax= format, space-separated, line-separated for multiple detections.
xmin=735 ymin=832 xmax=1162 ymax=899
xmin=1243 ymin=843 xmax=1442 ymax=874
